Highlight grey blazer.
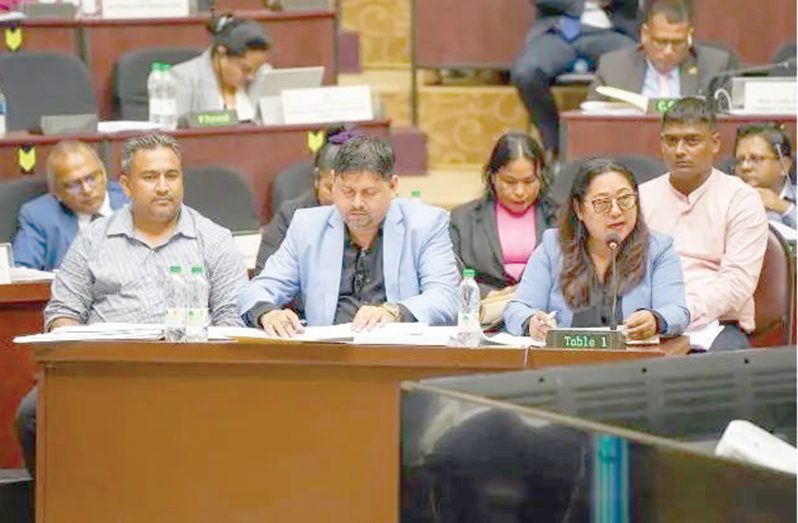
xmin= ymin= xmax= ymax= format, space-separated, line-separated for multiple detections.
xmin=449 ymin=197 xmax=550 ymax=298
xmin=587 ymin=44 xmax=738 ymax=100
xmin=171 ymin=48 xmax=225 ymax=121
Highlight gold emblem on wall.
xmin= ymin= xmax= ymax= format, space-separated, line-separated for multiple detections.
xmin=5 ymin=26 xmax=23 ymax=52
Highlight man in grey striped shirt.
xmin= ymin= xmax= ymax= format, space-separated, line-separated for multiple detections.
xmin=17 ymin=134 xmax=247 ymax=477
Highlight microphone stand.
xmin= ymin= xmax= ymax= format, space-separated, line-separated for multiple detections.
xmin=609 ymin=243 xmax=619 ymax=332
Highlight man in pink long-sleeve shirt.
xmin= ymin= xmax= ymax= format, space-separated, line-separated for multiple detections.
xmin=640 ymin=97 xmax=768 ymax=351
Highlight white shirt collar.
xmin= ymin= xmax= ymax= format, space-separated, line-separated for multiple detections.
xmin=77 ymin=192 xmax=112 ymax=230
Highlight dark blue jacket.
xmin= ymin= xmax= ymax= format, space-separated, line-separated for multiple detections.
xmin=12 ymin=181 xmax=128 ymax=271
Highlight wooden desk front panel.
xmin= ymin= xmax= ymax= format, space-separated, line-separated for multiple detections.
xmin=83 ymin=10 xmax=336 ymax=117
xmin=561 ymin=112 xmax=798 ymax=162
xmin=0 ymin=282 xmax=50 ymax=468
xmin=36 ymin=343 xmax=532 ymax=522
xmin=694 ymin=0 xmax=796 ymax=65
xmin=414 ymin=0 xmax=535 ymax=68
xmin=0 ymin=22 xmax=78 ymax=55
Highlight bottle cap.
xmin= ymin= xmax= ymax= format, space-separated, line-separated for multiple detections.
xmin=169 ymin=265 xmax=182 ymax=274
xmin=411 ymin=190 xmax=421 ymax=198
xmin=463 ymin=268 xmax=476 ymax=278
xmin=150 ymin=62 xmax=161 ymax=72
xmin=191 ymin=266 xmax=204 ymax=275
xmin=162 ymin=63 xmax=172 ymax=71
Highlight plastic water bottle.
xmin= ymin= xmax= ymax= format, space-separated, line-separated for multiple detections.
xmin=0 ymin=88 xmax=6 ymax=136
xmin=160 ymin=63 xmax=178 ymax=131
xmin=185 ymin=265 xmax=209 ymax=342
xmin=164 ymin=265 xmax=186 ymax=342
xmin=453 ymin=268 xmax=482 ymax=348
xmin=148 ymin=62 xmax=163 ymax=126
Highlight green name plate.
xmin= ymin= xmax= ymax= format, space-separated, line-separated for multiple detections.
xmin=187 ymin=110 xmax=239 ymax=128
xmin=546 ymin=328 xmax=625 ymax=350
xmin=647 ymin=98 xmax=678 ymax=114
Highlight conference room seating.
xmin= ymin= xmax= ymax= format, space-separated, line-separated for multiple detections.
xmin=114 ymin=47 xmax=202 ymax=120
xmin=0 ymin=52 xmax=97 ymax=132
xmin=751 ymin=225 xmax=794 ymax=348
xmin=269 ymin=159 xmax=314 ymax=216
xmin=614 ymin=155 xmax=666 ymax=185
xmin=183 ymin=165 xmax=260 ymax=232
xmin=0 ymin=177 xmax=49 ymax=244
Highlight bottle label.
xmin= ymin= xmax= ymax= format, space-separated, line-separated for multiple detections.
xmin=165 ymin=306 xmax=185 ymax=325
xmin=162 ymin=98 xmax=177 ymax=116
xmin=457 ymin=312 xmax=481 ymax=331
xmin=149 ymin=98 xmax=163 ymax=117
xmin=186 ymin=307 xmax=208 ymax=327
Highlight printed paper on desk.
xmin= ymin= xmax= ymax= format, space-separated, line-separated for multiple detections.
xmin=102 ymin=0 xmax=190 ymax=19
xmin=281 ymin=85 xmax=373 ymax=125
xmin=0 ymin=243 xmax=12 ymax=284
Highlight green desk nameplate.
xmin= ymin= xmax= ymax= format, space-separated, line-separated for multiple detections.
xmin=546 ymin=328 xmax=626 ymax=350
xmin=187 ymin=110 xmax=239 ymax=128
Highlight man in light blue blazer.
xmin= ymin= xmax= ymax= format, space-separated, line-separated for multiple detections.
xmin=238 ymin=136 xmax=460 ymax=336
xmin=12 ymin=141 xmax=128 ymax=271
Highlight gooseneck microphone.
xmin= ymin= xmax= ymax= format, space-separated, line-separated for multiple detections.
xmin=605 ymin=232 xmax=622 ymax=331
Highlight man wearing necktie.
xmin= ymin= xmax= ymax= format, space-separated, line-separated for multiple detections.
xmin=511 ymin=0 xmax=640 ymax=156
xmin=587 ymin=0 xmax=738 ymax=102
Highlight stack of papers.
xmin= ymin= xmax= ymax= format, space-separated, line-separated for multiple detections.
xmin=10 ymin=267 xmax=55 ymax=282
xmin=14 ymin=322 xmax=165 ymax=343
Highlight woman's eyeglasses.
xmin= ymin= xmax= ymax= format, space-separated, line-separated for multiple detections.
xmin=589 ymin=193 xmax=637 ymax=215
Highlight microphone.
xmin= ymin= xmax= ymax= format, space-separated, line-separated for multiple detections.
xmin=605 ymin=233 xmax=622 ymax=331
xmin=706 ymin=59 xmax=797 ymax=112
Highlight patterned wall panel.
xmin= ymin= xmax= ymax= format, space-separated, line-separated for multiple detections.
xmin=419 ymin=86 xmax=529 ymax=168
xmin=340 ymin=0 xmax=410 ymax=67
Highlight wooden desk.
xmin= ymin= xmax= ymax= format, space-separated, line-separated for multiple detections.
xmin=560 ymin=111 xmax=798 ymax=161
xmin=1 ymin=9 xmax=336 ymax=118
xmin=31 ymin=337 xmax=685 ymax=522
xmin=0 ymin=282 xmax=50 ymax=468
xmin=0 ymin=119 xmax=389 ymax=222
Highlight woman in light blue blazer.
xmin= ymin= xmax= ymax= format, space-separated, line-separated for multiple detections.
xmin=505 ymin=158 xmax=689 ymax=341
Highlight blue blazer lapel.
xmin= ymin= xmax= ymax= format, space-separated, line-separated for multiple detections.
xmin=318 ymin=210 xmax=345 ymax=325
xmin=383 ymin=201 xmax=404 ymax=302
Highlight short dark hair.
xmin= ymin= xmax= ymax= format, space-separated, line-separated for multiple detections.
xmin=646 ymin=0 xmax=693 ymax=24
xmin=662 ymin=96 xmax=716 ymax=131
xmin=735 ymin=123 xmax=793 ymax=160
xmin=121 ymin=134 xmax=182 ymax=174
xmin=331 ymin=135 xmax=395 ymax=180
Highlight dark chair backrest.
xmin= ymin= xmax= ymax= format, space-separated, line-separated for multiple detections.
xmin=269 ymin=159 xmax=314 ymax=220
xmin=771 ymin=42 xmax=796 ymax=77
xmin=0 ymin=177 xmax=49 ymax=244
xmin=613 ymin=155 xmax=666 ymax=186
xmin=114 ymin=47 xmax=201 ymax=120
xmin=697 ymin=40 xmax=742 ymax=68
xmin=751 ymin=225 xmax=793 ymax=347
xmin=183 ymin=165 xmax=260 ymax=232
xmin=0 ymin=52 xmax=97 ymax=131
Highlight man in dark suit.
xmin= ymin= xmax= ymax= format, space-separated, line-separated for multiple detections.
xmin=511 ymin=0 xmax=640 ymax=155
xmin=587 ymin=0 xmax=738 ymax=100
xmin=12 ymin=141 xmax=128 ymax=271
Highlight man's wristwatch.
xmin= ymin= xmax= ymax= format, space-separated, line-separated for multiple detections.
xmin=381 ymin=302 xmax=402 ymax=321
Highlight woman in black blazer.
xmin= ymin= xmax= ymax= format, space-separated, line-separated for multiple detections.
xmin=450 ymin=132 xmax=553 ymax=299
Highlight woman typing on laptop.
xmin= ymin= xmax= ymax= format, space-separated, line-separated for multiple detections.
xmin=172 ymin=14 xmax=272 ymax=122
